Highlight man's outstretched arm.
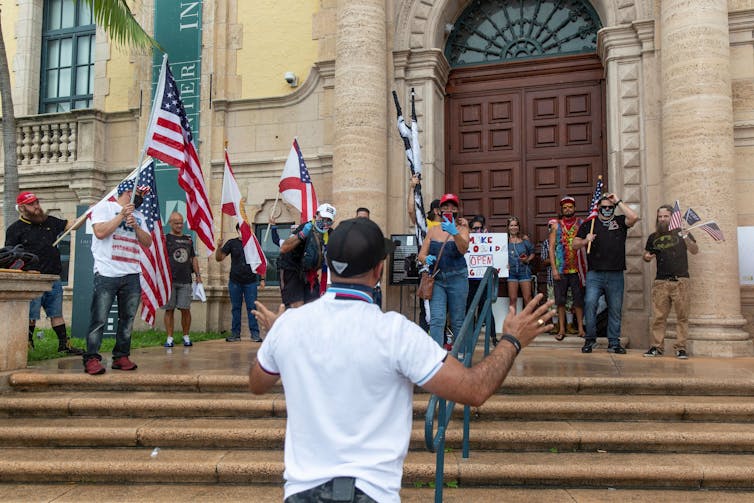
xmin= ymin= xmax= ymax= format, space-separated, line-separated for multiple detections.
xmin=422 ymin=295 xmax=554 ymax=407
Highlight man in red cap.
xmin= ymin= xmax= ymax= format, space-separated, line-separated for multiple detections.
xmin=548 ymin=195 xmax=587 ymax=340
xmin=5 ymin=191 xmax=84 ymax=354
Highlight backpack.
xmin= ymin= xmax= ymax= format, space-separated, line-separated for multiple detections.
xmin=301 ymin=230 xmax=324 ymax=272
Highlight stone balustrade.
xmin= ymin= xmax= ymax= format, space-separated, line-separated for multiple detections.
xmin=16 ymin=118 xmax=78 ymax=165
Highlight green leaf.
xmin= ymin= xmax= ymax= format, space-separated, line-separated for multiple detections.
xmin=83 ymin=0 xmax=163 ymax=53
xmin=445 ymin=480 xmax=459 ymax=488
xmin=549 ymin=447 xmax=558 ymax=453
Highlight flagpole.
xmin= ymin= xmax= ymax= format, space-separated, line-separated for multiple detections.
xmin=587 ymin=175 xmax=602 ymax=254
xmin=51 ymin=163 xmax=143 ymax=247
xmin=263 ymin=192 xmax=280 ymax=245
xmin=131 ymin=53 xmax=169 ymax=204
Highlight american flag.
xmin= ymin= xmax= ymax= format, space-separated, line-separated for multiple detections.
xmin=393 ymin=89 xmax=428 ymax=245
xmin=684 ymin=207 xmax=702 ymax=226
xmin=699 ymin=221 xmax=725 ymax=241
xmin=145 ymin=56 xmax=214 ymax=252
xmin=585 ymin=176 xmax=604 ymax=221
xmin=136 ymin=160 xmax=172 ymax=325
xmin=279 ymin=139 xmax=318 ymax=223
xmin=222 ymin=150 xmax=268 ymax=275
xmin=669 ymin=200 xmax=683 ymax=231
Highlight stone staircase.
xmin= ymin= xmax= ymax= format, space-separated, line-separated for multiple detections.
xmin=2 ymin=368 xmax=754 ymax=501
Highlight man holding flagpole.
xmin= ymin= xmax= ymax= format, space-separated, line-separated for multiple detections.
xmin=217 ymin=150 xmax=268 ymax=342
xmin=573 ymin=193 xmax=639 ymax=354
xmin=83 ymin=179 xmax=152 ymax=375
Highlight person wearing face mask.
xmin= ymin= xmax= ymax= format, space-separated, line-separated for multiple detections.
xmin=573 ymin=193 xmax=639 ymax=354
xmin=278 ymin=203 xmax=337 ymax=308
xmin=418 ymin=193 xmax=470 ymax=349
xmin=467 ymin=215 xmax=497 ymax=345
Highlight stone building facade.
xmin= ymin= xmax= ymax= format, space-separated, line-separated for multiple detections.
xmin=1 ymin=0 xmax=754 ymax=355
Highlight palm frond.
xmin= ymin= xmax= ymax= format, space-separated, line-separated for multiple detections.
xmin=84 ymin=0 xmax=163 ymax=52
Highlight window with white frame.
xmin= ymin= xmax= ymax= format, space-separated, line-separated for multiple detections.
xmin=40 ymin=0 xmax=95 ymax=113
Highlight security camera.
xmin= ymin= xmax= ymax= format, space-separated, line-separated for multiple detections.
xmin=284 ymin=71 xmax=298 ymax=87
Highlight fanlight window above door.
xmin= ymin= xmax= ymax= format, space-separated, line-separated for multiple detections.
xmin=445 ymin=0 xmax=602 ymax=67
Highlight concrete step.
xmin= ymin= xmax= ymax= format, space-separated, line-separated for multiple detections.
xmin=0 ymin=448 xmax=753 ymax=490
xmin=11 ymin=370 xmax=754 ymax=396
xmin=4 ymin=391 xmax=754 ymax=422
xmin=2 ymin=417 xmax=754 ymax=454
xmin=2 ymin=484 xmax=753 ymax=503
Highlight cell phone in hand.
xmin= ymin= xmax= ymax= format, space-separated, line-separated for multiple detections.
xmin=442 ymin=211 xmax=454 ymax=223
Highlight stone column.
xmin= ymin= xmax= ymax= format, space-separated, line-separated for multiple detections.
xmin=661 ymin=0 xmax=752 ymax=355
xmin=333 ymin=0 xmax=387 ymax=226
xmin=0 ymin=272 xmax=58 ymax=372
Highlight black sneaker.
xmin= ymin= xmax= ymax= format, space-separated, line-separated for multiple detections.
xmin=59 ymin=343 xmax=84 ymax=356
xmin=250 ymin=335 xmax=263 ymax=343
xmin=644 ymin=347 xmax=661 ymax=357
xmin=225 ymin=334 xmax=241 ymax=342
xmin=607 ymin=345 xmax=626 ymax=354
xmin=676 ymin=349 xmax=689 ymax=359
xmin=581 ymin=339 xmax=597 ymax=353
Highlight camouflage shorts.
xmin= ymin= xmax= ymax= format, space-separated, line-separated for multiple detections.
xmin=285 ymin=478 xmax=377 ymax=503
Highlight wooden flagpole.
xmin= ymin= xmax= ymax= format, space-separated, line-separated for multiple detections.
xmin=586 ymin=175 xmax=603 ymax=254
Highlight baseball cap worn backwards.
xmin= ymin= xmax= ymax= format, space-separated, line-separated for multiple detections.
xmin=117 ymin=179 xmax=135 ymax=196
xmin=326 ymin=218 xmax=395 ymax=277
xmin=16 ymin=191 xmax=38 ymax=205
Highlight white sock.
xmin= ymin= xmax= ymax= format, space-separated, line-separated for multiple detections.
xmin=166 ymin=336 xmax=174 ymax=344
xmin=183 ymin=334 xmax=191 ymax=342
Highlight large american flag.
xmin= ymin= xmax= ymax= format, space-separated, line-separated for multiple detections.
xmin=279 ymin=139 xmax=318 ymax=223
xmin=668 ymin=200 xmax=683 ymax=231
xmin=145 ymin=56 xmax=214 ymax=252
xmin=137 ymin=160 xmax=172 ymax=325
xmin=585 ymin=176 xmax=604 ymax=221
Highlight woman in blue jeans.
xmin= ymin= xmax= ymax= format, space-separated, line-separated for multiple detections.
xmin=506 ymin=216 xmax=535 ymax=313
xmin=418 ymin=193 xmax=470 ymax=349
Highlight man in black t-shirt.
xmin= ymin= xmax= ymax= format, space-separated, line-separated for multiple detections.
xmin=4 ymin=191 xmax=83 ymax=354
xmin=642 ymin=205 xmax=698 ymax=359
xmin=573 ymin=193 xmax=639 ymax=354
xmin=162 ymin=212 xmax=202 ymax=348
xmin=215 ymin=225 xmax=266 ymax=342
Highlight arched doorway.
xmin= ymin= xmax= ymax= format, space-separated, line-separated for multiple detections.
xmin=444 ymin=0 xmax=605 ymax=246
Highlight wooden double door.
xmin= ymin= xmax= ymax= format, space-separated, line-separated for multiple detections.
xmin=445 ymin=54 xmax=606 ymax=246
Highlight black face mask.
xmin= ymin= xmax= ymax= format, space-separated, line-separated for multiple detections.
xmin=133 ymin=194 xmax=144 ymax=209
xmin=599 ymin=206 xmax=614 ymax=218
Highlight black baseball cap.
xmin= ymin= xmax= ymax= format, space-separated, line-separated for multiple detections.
xmin=326 ymin=218 xmax=395 ymax=277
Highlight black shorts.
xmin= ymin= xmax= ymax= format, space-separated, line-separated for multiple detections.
xmin=281 ymin=268 xmax=319 ymax=306
xmin=554 ymin=273 xmax=584 ymax=307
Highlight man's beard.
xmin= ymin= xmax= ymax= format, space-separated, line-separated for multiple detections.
xmin=22 ymin=209 xmax=46 ymax=224
xmin=657 ymin=221 xmax=670 ymax=233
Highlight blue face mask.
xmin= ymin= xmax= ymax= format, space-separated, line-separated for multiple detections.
xmin=314 ymin=219 xmax=332 ymax=233
xmin=599 ymin=206 xmax=615 ymax=218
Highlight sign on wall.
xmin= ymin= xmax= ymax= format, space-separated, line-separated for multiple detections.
xmin=465 ymin=233 xmax=508 ymax=278
xmin=390 ymin=234 xmax=420 ymax=285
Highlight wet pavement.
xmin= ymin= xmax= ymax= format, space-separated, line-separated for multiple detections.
xmin=24 ymin=336 xmax=754 ymax=381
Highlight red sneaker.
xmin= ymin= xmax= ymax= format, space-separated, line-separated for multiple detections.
xmin=84 ymin=358 xmax=106 ymax=375
xmin=111 ymin=356 xmax=138 ymax=371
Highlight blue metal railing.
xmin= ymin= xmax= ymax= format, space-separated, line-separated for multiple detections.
xmin=424 ymin=266 xmax=498 ymax=502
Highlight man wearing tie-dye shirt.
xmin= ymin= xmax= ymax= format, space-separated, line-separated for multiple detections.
xmin=548 ymin=196 xmax=587 ymax=340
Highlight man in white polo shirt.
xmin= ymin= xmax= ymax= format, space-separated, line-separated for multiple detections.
xmin=250 ymin=218 xmax=554 ymax=502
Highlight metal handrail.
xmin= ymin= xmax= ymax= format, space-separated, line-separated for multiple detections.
xmin=424 ymin=266 xmax=498 ymax=502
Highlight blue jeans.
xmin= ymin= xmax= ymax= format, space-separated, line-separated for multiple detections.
xmin=584 ymin=270 xmax=624 ymax=346
xmin=85 ymin=273 xmax=141 ymax=362
xmin=429 ymin=268 xmax=469 ymax=347
xmin=229 ymin=280 xmax=260 ymax=338
xmin=29 ymin=279 xmax=64 ymax=320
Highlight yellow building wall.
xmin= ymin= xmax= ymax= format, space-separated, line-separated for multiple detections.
xmin=0 ymin=1 xmax=19 ymax=116
xmin=237 ymin=0 xmax=319 ymax=99
xmin=104 ymin=46 xmax=136 ymax=113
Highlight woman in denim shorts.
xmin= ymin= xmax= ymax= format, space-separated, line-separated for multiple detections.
xmin=506 ymin=216 xmax=535 ymax=313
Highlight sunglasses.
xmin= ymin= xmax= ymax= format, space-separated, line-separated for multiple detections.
xmin=471 ymin=226 xmax=483 ymax=231
xmin=600 ymin=205 xmax=615 ymax=210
